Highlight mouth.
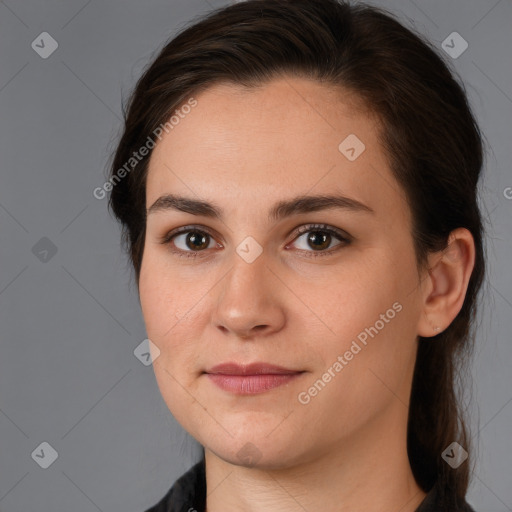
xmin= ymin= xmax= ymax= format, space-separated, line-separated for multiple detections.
xmin=203 ymin=362 xmax=305 ymax=394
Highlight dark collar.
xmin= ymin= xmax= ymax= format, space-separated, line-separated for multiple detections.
xmin=145 ymin=459 xmax=206 ymax=512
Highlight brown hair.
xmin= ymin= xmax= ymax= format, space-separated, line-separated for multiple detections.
xmin=107 ymin=0 xmax=486 ymax=506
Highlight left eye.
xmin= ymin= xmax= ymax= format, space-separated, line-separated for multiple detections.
xmin=289 ymin=225 xmax=350 ymax=254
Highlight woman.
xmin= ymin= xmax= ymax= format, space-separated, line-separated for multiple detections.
xmin=108 ymin=0 xmax=485 ymax=510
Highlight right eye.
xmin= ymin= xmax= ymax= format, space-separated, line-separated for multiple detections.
xmin=160 ymin=226 xmax=223 ymax=258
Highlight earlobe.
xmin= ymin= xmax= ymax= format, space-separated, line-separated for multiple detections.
xmin=417 ymin=228 xmax=476 ymax=338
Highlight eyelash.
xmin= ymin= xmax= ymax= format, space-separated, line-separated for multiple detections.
xmin=159 ymin=223 xmax=352 ymax=260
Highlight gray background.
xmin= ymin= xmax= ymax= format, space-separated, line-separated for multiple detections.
xmin=0 ymin=0 xmax=511 ymax=510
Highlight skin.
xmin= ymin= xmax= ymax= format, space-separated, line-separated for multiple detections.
xmin=139 ymin=76 xmax=475 ymax=512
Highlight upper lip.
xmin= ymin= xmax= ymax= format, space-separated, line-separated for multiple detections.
xmin=205 ymin=362 xmax=302 ymax=375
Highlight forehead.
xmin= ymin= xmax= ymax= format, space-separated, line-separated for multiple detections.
xmin=145 ymin=77 xmax=409 ymax=223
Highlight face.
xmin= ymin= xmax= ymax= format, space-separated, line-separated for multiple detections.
xmin=139 ymin=77 xmax=427 ymax=469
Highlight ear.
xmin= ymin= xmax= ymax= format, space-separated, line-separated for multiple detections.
xmin=417 ymin=228 xmax=476 ymax=338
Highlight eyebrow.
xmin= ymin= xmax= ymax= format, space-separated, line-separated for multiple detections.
xmin=147 ymin=193 xmax=374 ymax=221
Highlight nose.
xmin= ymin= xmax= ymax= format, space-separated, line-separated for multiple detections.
xmin=211 ymin=251 xmax=286 ymax=340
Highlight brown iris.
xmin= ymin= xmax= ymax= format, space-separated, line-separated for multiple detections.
xmin=307 ymin=231 xmax=331 ymax=251
xmin=186 ymin=231 xmax=209 ymax=251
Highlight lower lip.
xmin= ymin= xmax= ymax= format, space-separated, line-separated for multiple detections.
xmin=206 ymin=373 xmax=303 ymax=394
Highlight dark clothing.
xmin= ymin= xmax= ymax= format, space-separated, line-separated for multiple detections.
xmin=144 ymin=458 xmax=476 ymax=512
xmin=145 ymin=460 xmax=206 ymax=512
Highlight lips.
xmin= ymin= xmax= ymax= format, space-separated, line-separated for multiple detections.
xmin=204 ymin=362 xmax=305 ymax=394
xmin=206 ymin=362 xmax=301 ymax=376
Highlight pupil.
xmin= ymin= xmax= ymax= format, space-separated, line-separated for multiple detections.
xmin=188 ymin=232 xmax=208 ymax=250
xmin=308 ymin=232 xmax=330 ymax=250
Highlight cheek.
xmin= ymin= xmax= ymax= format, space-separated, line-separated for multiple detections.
xmin=297 ymin=304 xmax=417 ymax=442
xmin=139 ymin=250 xmax=215 ymax=382
xmin=139 ymin=250 xmax=196 ymax=338
xmin=309 ymin=250 xmax=419 ymax=390
xmin=139 ymin=256 xmax=206 ymax=423
xmin=310 ymin=257 xmax=403 ymax=335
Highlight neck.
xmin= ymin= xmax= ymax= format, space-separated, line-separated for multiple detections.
xmin=204 ymin=399 xmax=427 ymax=512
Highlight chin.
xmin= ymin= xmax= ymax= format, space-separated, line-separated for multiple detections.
xmin=203 ymin=428 xmax=308 ymax=471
